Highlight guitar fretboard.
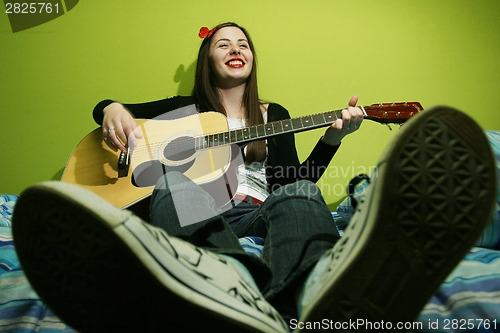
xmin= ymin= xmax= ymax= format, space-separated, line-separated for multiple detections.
xmin=195 ymin=109 xmax=344 ymax=150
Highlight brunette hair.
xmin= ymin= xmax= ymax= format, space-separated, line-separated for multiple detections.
xmin=192 ymin=22 xmax=266 ymax=163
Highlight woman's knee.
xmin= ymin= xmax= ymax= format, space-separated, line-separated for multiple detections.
xmin=272 ymin=180 xmax=324 ymax=202
xmin=153 ymin=171 xmax=190 ymax=190
xmin=151 ymin=171 xmax=195 ymax=209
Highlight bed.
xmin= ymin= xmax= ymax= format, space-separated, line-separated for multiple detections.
xmin=1 ymin=131 xmax=500 ymax=332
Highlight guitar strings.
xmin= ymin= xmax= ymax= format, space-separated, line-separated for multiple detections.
xmin=121 ymin=104 xmax=419 ymax=161
xmin=128 ymin=109 xmax=345 ymax=159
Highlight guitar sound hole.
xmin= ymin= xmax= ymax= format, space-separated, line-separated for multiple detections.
xmin=164 ymin=136 xmax=196 ymax=162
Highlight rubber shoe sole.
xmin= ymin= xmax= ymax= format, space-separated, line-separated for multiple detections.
xmin=12 ymin=181 xmax=288 ymax=332
xmin=298 ymin=106 xmax=497 ymax=331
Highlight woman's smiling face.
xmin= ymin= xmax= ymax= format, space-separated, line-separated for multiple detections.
xmin=209 ymin=26 xmax=254 ymax=88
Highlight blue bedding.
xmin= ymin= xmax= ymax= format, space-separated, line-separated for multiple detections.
xmin=0 ymin=195 xmax=71 ymax=332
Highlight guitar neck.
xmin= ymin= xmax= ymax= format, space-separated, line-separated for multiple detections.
xmin=199 ymin=102 xmax=422 ymax=149
xmin=199 ymin=109 xmax=344 ymax=149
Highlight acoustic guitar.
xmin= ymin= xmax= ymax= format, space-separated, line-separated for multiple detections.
xmin=61 ymin=102 xmax=423 ymax=210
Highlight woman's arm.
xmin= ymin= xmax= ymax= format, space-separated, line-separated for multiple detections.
xmin=266 ymin=98 xmax=362 ymax=191
xmin=93 ymin=96 xmax=196 ymax=152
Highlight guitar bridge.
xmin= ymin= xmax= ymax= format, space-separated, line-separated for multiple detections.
xmin=118 ymin=147 xmax=131 ymax=178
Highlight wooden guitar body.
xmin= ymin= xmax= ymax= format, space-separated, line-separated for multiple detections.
xmin=61 ymin=112 xmax=240 ymax=209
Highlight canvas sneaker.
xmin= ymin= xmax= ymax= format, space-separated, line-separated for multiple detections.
xmin=12 ymin=181 xmax=288 ymax=332
xmin=297 ymin=106 xmax=497 ymax=331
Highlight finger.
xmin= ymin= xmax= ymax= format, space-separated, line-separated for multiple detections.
xmin=342 ymin=108 xmax=352 ymax=124
xmin=347 ymin=106 xmax=363 ymax=119
xmin=102 ymin=127 xmax=118 ymax=151
xmin=115 ymin=125 xmax=128 ymax=148
xmin=123 ymin=120 xmax=142 ymax=148
xmin=349 ymin=107 xmax=364 ymax=131
xmin=106 ymin=125 xmax=126 ymax=152
xmin=103 ymin=136 xmax=118 ymax=151
xmin=134 ymin=126 xmax=143 ymax=139
xmin=348 ymin=106 xmax=363 ymax=122
xmin=334 ymin=118 xmax=343 ymax=130
xmin=355 ymin=107 xmax=364 ymax=126
xmin=348 ymin=95 xmax=359 ymax=107
xmin=113 ymin=128 xmax=128 ymax=152
xmin=128 ymin=126 xmax=143 ymax=148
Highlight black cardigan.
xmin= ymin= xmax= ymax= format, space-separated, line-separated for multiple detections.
xmin=93 ymin=96 xmax=340 ymax=192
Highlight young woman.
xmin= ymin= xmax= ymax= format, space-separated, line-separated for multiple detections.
xmin=12 ymin=22 xmax=496 ymax=333
xmin=93 ymin=20 xmax=363 ymax=320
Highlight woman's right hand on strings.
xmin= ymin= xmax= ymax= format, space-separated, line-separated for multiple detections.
xmin=102 ymin=102 xmax=142 ymax=152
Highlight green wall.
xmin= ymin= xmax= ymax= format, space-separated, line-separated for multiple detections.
xmin=2 ymin=0 xmax=500 ymax=208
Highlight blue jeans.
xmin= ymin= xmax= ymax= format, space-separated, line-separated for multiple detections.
xmin=149 ymin=172 xmax=340 ymax=317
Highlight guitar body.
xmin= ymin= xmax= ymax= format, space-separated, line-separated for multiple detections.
xmin=62 ymin=112 xmax=240 ymax=209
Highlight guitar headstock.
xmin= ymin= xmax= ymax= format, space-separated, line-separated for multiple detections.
xmin=363 ymin=102 xmax=423 ymax=124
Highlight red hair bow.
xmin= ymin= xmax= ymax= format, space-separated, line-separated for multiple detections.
xmin=198 ymin=26 xmax=217 ymax=39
